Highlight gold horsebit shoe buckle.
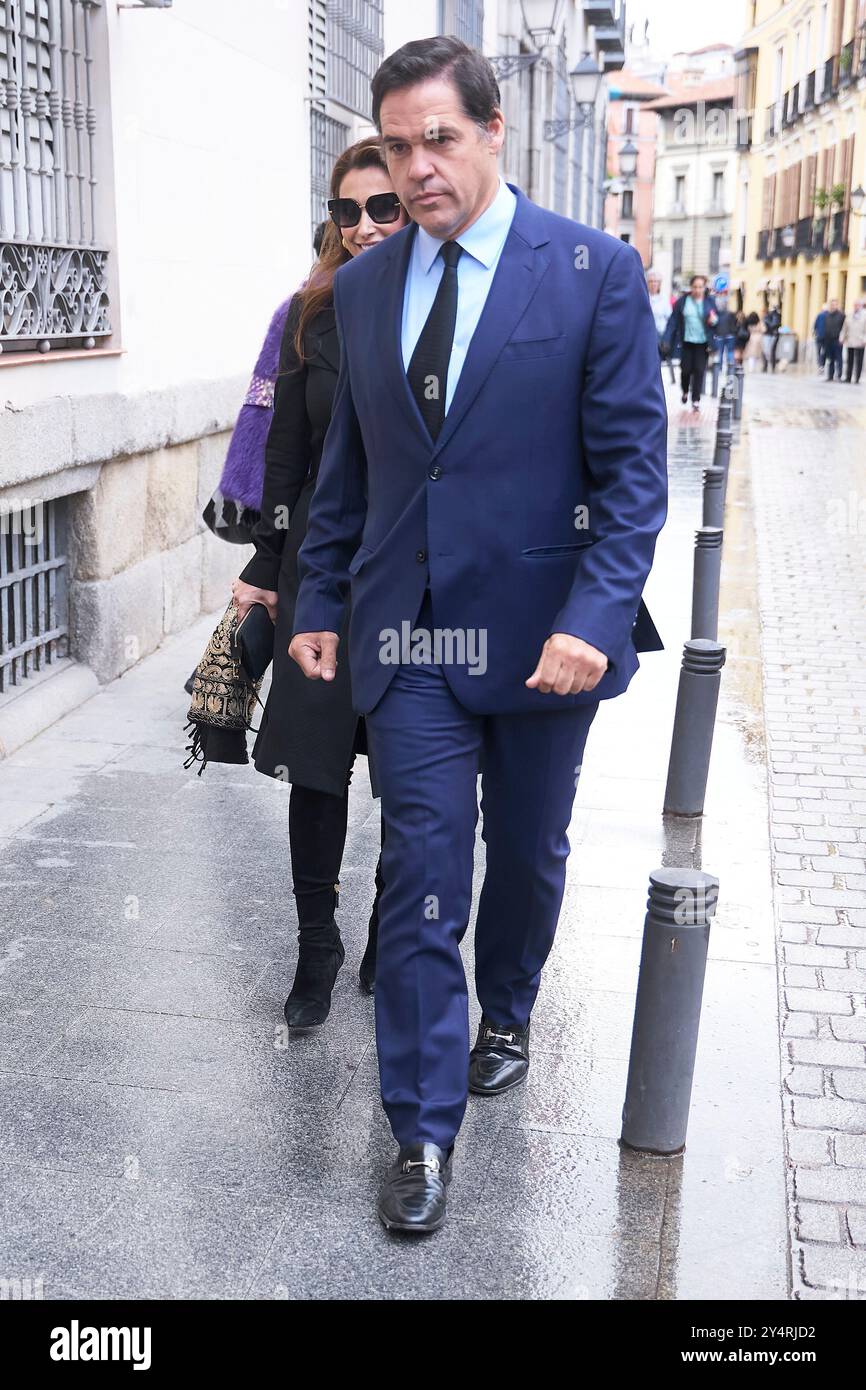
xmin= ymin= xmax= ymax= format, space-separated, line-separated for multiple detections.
xmin=402 ymin=1157 xmax=441 ymax=1174
xmin=484 ymin=1027 xmax=516 ymax=1045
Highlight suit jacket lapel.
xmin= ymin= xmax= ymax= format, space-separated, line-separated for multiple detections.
xmin=375 ymin=223 xmax=434 ymax=443
xmin=431 ymin=210 xmax=551 ymax=459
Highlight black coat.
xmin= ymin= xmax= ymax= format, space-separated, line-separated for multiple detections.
xmin=239 ymin=293 xmax=373 ymax=797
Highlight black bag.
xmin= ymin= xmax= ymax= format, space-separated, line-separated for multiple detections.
xmin=201 ymin=488 xmax=260 ymax=546
xmin=231 ymin=601 xmax=275 ymax=683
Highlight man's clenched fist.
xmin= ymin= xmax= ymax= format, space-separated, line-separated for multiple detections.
xmin=526 ymin=632 xmax=608 ymax=696
xmin=289 ymin=631 xmax=340 ymax=682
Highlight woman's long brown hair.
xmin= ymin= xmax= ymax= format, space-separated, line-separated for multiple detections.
xmin=293 ymin=135 xmax=397 ymax=360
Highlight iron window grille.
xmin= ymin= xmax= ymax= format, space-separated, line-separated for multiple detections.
xmin=439 ymin=0 xmax=484 ymax=48
xmin=310 ymin=105 xmax=349 ymax=242
xmin=0 ymin=0 xmax=110 ymax=355
xmin=326 ymin=0 xmax=384 ymax=119
xmin=0 ymin=496 xmax=68 ymax=693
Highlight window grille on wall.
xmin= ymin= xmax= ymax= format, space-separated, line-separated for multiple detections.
xmin=326 ymin=0 xmax=384 ymax=119
xmin=439 ymin=0 xmax=484 ymax=48
xmin=0 ymin=497 xmax=68 ymax=695
xmin=310 ymin=106 xmax=349 ymax=243
xmin=0 ymin=0 xmax=110 ymax=354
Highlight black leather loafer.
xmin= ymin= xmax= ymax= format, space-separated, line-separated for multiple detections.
xmin=377 ymin=1142 xmax=453 ymax=1233
xmin=468 ymin=1015 xmax=530 ymax=1095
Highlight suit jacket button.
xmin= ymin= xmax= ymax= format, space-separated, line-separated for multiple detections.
xmin=428 ymin=466 xmax=442 ymax=480
xmin=416 ymin=549 xmax=427 ymax=563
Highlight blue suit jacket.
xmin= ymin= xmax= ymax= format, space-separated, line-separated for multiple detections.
xmin=293 ymin=183 xmax=669 ymax=715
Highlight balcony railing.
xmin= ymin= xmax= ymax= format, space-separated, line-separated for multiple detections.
xmin=582 ymin=0 xmax=617 ymax=22
xmin=795 ymin=215 xmax=813 ymax=252
xmin=765 ymin=101 xmax=777 ymax=138
xmin=802 ymin=69 xmax=816 ymax=109
xmin=735 ymin=112 xmax=753 ymax=149
xmin=838 ymin=39 xmax=854 ymax=87
xmin=772 ymin=226 xmax=797 ymax=259
xmin=786 ymin=82 xmax=799 ymax=123
xmin=819 ymin=53 xmax=838 ymax=100
xmin=829 ymin=209 xmax=849 ymax=252
xmin=757 ymin=229 xmax=771 ymax=260
xmin=812 ymin=217 xmax=828 ymax=254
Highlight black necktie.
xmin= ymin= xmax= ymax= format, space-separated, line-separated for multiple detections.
xmin=407 ymin=239 xmax=463 ymax=441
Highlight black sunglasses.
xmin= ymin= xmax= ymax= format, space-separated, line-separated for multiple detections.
xmin=327 ymin=192 xmax=403 ymax=229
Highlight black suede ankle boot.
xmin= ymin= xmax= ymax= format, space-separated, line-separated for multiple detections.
xmin=284 ymin=889 xmax=345 ymax=1028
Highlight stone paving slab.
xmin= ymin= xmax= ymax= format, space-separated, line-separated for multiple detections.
xmin=742 ymin=369 xmax=866 ymax=1301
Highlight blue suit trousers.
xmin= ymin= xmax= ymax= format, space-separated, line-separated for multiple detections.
xmin=365 ymin=592 xmax=600 ymax=1148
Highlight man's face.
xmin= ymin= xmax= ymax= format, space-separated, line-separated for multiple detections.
xmin=830 ymin=299 xmax=839 ymax=311
xmin=379 ymin=76 xmax=504 ymax=240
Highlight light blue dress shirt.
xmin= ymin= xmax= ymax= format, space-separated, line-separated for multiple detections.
xmin=401 ymin=177 xmax=518 ymax=414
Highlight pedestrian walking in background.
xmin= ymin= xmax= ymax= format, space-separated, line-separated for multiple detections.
xmin=743 ymin=311 xmax=763 ymax=372
xmin=661 ymin=273 xmax=718 ymax=411
xmin=813 ymin=302 xmax=828 ymax=373
xmin=762 ymin=303 xmax=782 ymax=372
xmin=822 ymin=299 xmax=846 ymax=381
xmin=842 ymin=299 xmax=866 ymax=384
xmin=229 ymin=137 xmax=409 ymax=1027
xmin=733 ymin=310 xmax=752 ymax=363
xmin=646 ymin=270 xmax=670 ymax=351
xmin=715 ymin=303 xmax=738 ymax=369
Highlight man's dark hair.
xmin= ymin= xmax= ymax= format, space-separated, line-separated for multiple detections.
xmin=689 ymin=273 xmax=707 ymax=286
xmin=371 ymin=35 xmax=501 ymax=132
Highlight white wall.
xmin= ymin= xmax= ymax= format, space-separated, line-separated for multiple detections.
xmin=2 ymin=0 xmax=308 ymax=408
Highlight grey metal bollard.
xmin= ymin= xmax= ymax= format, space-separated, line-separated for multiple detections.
xmin=663 ymin=639 xmax=726 ymax=816
xmin=691 ymin=526 xmax=723 ymax=640
xmin=620 ymin=867 xmax=720 ymax=1154
xmin=717 ymin=387 xmax=733 ymax=431
xmin=710 ymin=353 xmax=721 ymax=397
xmin=713 ymin=420 xmax=732 ymax=472
xmin=702 ymin=466 xmax=725 ymax=529
xmin=733 ymin=362 xmax=744 ymax=420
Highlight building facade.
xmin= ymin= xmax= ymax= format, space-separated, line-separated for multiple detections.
xmin=730 ymin=0 xmax=866 ymax=345
xmin=642 ymin=50 xmax=737 ymax=297
xmin=0 ymin=0 xmax=621 ymax=755
xmin=603 ymin=69 xmax=666 ymax=265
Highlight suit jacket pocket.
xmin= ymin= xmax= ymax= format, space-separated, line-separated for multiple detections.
xmin=499 ymin=334 xmax=567 ymax=362
xmin=522 ymin=540 xmax=595 ymax=557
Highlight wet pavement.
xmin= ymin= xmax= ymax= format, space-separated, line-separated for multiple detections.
xmin=1 ymin=364 xmax=858 ymax=1299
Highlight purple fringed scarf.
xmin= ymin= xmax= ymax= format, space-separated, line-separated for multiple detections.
xmin=218 ymin=296 xmax=294 ymax=512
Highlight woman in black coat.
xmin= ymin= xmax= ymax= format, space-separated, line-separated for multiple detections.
xmin=231 ymin=137 xmax=409 ymax=1027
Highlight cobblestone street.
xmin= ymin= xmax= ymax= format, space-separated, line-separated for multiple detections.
xmin=0 ymin=364 xmax=863 ymax=1299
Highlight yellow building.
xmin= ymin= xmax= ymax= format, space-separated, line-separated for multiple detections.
xmin=731 ymin=0 xmax=866 ymax=353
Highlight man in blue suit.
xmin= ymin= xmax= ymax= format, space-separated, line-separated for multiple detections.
xmin=290 ymin=36 xmax=668 ymax=1233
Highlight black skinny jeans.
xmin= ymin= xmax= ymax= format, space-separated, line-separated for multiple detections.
xmin=288 ymin=765 xmax=384 ymax=940
xmin=680 ymin=341 xmax=709 ymax=402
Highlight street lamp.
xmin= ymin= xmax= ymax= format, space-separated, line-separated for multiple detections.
xmin=518 ymin=0 xmax=566 ymax=51
xmin=543 ymin=52 xmax=602 ymax=141
xmin=781 ymin=223 xmax=796 ymax=249
xmin=850 ymin=185 xmax=866 ymax=216
xmin=618 ymin=138 xmax=638 ymax=180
